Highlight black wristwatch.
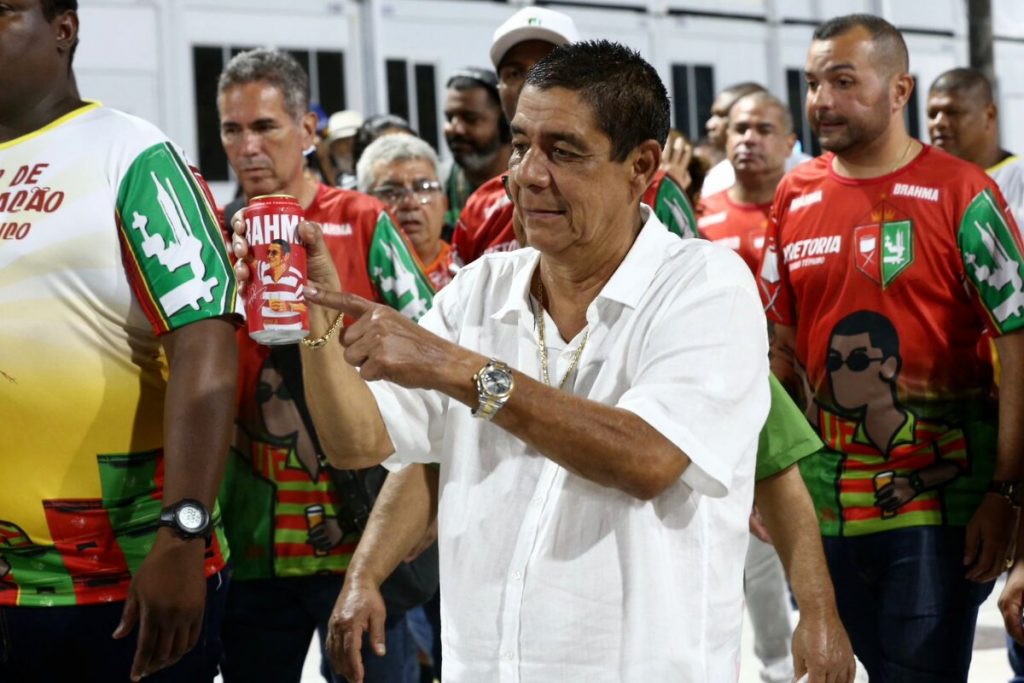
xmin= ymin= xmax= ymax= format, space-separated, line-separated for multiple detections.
xmin=158 ymin=499 xmax=213 ymax=540
xmin=988 ymin=480 xmax=1024 ymax=507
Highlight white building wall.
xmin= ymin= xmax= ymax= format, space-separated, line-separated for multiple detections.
xmin=69 ymin=0 xmax=1024 ymax=202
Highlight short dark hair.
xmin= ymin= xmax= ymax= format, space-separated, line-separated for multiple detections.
xmin=813 ymin=14 xmax=909 ymax=76
xmin=41 ymin=0 xmax=79 ymax=66
xmin=446 ymin=67 xmax=510 ymax=143
xmin=729 ymin=91 xmax=794 ymax=135
xmin=353 ymin=114 xmax=417 ymax=165
xmin=929 ymin=67 xmax=995 ymax=105
xmin=830 ymin=310 xmax=900 ymax=362
xmin=41 ymin=0 xmax=77 ymax=19
xmin=270 ymin=238 xmax=291 ymax=254
xmin=525 ymin=40 xmax=670 ymax=162
xmin=718 ymin=82 xmax=766 ymax=113
xmin=218 ymin=48 xmax=310 ymax=123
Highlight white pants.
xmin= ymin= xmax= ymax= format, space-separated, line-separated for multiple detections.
xmin=745 ymin=535 xmax=794 ymax=683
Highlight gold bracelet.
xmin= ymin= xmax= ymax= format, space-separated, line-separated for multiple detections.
xmin=301 ymin=312 xmax=344 ymax=349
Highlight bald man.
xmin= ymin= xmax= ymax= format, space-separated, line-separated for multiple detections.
xmin=701 ymin=83 xmax=811 ymax=196
xmin=928 ymin=67 xmax=1024 ymax=230
xmin=760 ymin=14 xmax=1024 ymax=680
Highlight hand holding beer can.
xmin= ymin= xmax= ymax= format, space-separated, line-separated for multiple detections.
xmin=242 ymin=194 xmax=310 ymax=344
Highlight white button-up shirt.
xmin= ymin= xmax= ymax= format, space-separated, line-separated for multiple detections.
xmin=369 ymin=207 xmax=769 ymax=682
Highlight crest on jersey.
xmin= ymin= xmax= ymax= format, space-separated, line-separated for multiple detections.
xmin=854 ymin=202 xmax=914 ymax=288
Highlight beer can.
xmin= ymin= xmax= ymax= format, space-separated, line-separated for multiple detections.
xmin=305 ymin=504 xmax=327 ymax=556
xmin=242 ymin=194 xmax=309 ymax=344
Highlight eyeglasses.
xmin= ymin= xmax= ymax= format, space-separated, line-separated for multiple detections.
xmin=370 ymin=180 xmax=443 ymax=206
xmin=826 ymin=349 xmax=887 ymax=372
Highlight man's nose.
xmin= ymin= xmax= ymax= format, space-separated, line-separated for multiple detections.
xmin=240 ymin=130 xmax=263 ymax=155
xmin=511 ymin=146 xmax=551 ymax=192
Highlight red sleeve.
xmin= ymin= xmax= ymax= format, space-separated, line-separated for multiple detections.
xmin=757 ymin=183 xmax=796 ymax=325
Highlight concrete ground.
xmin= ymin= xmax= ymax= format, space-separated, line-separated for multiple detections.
xmin=214 ymin=577 xmax=1017 ymax=682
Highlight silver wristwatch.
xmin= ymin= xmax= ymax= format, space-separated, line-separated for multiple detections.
xmin=472 ymin=359 xmax=515 ymax=421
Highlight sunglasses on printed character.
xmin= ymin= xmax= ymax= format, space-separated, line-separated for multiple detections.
xmin=825 ymin=349 xmax=887 ymax=373
xmin=256 ymin=380 xmax=292 ymax=403
xmin=370 ymin=180 xmax=443 ymax=206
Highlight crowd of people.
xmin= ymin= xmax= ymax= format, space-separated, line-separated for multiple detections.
xmin=4 ymin=1 xmax=1024 ymax=682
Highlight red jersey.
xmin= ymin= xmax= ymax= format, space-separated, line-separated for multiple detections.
xmin=451 ymin=175 xmax=514 ymax=266
xmin=759 ymin=145 xmax=1024 ymax=536
xmin=697 ymin=190 xmax=769 ymax=274
xmin=422 ymin=240 xmax=454 ymax=290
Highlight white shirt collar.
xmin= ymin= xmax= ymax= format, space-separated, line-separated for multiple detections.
xmin=490 ymin=204 xmax=676 ymax=321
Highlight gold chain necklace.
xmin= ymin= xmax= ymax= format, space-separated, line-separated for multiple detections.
xmin=532 ymin=281 xmax=589 ymax=389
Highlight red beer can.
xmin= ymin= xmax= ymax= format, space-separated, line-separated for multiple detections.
xmin=243 ymin=194 xmax=309 ymax=344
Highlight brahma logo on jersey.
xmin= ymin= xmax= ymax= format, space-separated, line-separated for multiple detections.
xmin=892 ymin=183 xmax=940 ymax=203
xmin=789 ymin=190 xmax=822 ymax=212
xmin=321 ymin=222 xmax=354 ymax=237
xmin=853 ymin=201 xmax=914 ymax=288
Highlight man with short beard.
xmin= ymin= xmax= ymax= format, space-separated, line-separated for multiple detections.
xmin=442 ymin=68 xmax=510 ymax=226
xmin=759 ymin=13 xmax=1024 ymax=680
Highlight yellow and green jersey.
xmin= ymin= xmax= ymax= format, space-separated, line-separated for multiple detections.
xmin=0 ymin=103 xmax=237 ymax=606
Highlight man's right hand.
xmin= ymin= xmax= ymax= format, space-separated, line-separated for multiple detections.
xmin=230 ymin=214 xmax=342 ymax=292
xmin=326 ymin=575 xmax=388 ymax=683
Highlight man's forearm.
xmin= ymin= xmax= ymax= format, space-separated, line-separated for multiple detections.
xmin=162 ymin=317 xmax=239 ymax=509
xmin=754 ymin=464 xmax=838 ymax=616
xmin=346 ymin=464 xmax=439 ymax=586
xmin=994 ymin=330 xmax=1024 ymax=481
xmin=301 ymin=305 xmax=394 ymax=469
xmin=434 ymin=351 xmax=690 ymax=501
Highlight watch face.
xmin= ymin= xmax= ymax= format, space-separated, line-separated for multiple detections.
xmin=482 ymin=368 xmax=512 ymax=395
xmin=176 ymin=504 xmax=207 ymax=532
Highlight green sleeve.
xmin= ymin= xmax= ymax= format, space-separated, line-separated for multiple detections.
xmin=754 ymin=374 xmax=823 ymax=481
xmin=654 ymin=175 xmax=698 ymax=239
xmin=958 ymin=187 xmax=1024 ymax=334
xmin=367 ymin=211 xmax=435 ymax=321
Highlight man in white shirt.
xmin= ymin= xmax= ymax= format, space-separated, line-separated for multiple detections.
xmin=236 ymin=40 xmax=768 ymax=681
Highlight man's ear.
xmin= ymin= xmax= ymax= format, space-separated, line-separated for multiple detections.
xmin=300 ymin=111 xmax=319 ymax=149
xmin=891 ymin=72 xmax=915 ymax=113
xmin=629 ymin=139 xmax=662 ymax=199
xmin=54 ymin=10 xmax=79 ymax=56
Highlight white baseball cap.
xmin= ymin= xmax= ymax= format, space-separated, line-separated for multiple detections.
xmin=489 ymin=7 xmax=580 ymax=70
xmin=326 ymin=110 xmax=363 ymax=143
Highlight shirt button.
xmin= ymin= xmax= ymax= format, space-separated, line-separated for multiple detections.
xmin=503 ymin=651 xmax=515 ymax=661
xmin=511 ymin=570 xmax=523 ymax=581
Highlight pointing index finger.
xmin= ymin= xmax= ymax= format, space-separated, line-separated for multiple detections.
xmin=304 ymin=286 xmax=375 ymax=319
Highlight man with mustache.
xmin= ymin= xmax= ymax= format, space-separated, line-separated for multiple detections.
xmin=759 ymin=13 xmax=1024 ymax=680
xmin=442 ymin=68 xmax=510 ymax=227
xmin=215 ymin=47 xmax=435 ymax=682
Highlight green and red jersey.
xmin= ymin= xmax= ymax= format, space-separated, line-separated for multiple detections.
xmin=697 ymin=190 xmax=770 ymax=274
xmin=759 ymin=145 xmax=1024 ymax=536
xmin=221 ymin=184 xmax=434 ymax=580
xmin=0 ymin=103 xmax=237 ymax=606
xmin=451 ymin=171 xmax=695 ymax=265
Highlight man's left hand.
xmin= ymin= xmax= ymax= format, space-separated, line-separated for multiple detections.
xmin=964 ymin=493 xmax=1015 ymax=582
xmin=791 ymin=608 xmax=856 ymax=683
xmin=112 ymin=534 xmax=207 ymax=681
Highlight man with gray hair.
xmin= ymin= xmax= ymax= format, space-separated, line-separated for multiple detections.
xmin=358 ymin=134 xmax=454 ymax=289
xmin=215 ymin=47 xmax=434 ymax=683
